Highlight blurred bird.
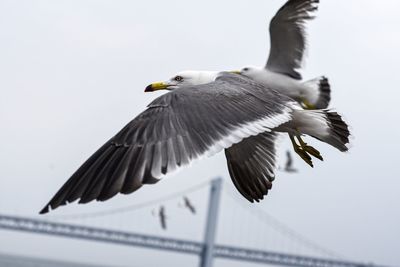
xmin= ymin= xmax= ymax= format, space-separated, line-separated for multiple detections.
xmin=284 ymin=151 xmax=298 ymax=173
xmin=183 ymin=196 xmax=196 ymax=214
xmin=238 ymin=0 xmax=331 ymax=110
xmin=158 ymin=206 xmax=167 ymax=230
xmin=39 ymin=72 xmax=350 ymax=213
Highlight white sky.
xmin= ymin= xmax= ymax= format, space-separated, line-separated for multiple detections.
xmin=0 ymin=0 xmax=400 ymax=266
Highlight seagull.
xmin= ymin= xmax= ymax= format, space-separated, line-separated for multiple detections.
xmin=158 ymin=206 xmax=167 ymax=230
xmin=284 ymin=151 xmax=298 ymax=173
xmin=40 ymin=71 xmax=350 ymax=213
xmin=238 ymin=0 xmax=331 ymax=110
xmin=182 ymin=196 xmax=196 ymax=214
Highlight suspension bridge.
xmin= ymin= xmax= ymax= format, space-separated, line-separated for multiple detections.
xmin=0 ymin=178 xmax=388 ymax=267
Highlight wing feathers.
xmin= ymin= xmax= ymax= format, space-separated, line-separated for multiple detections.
xmin=40 ymin=74 xmax=293 ymax=213
xmin=266 ymin=0 xmax=320 ymax=79
xmin=225 ymin=132 xmax=278 ymax=203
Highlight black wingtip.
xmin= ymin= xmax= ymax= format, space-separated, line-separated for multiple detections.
xmin=39 ymin=205 xmax=49 ymax=214
xmin=315 ymin=76 xmax=331 ymax=109
xmin=325 ymin=111 xmax=351 ymax=152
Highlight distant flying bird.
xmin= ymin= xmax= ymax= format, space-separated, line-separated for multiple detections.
xmin=238 ymin=0 xmax=331 ymax=109
xmin=183 ymin=197 xmax=196 ymax=214
xmin=284 ymin=151 xmax=298 ymax=173
xmin=158 ymin=206 xmax=167 ymax=230
xmin=40 ymin=72 xmax=350 ymax=214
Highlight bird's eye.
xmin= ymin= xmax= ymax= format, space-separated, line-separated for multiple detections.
xmin=174 ymin=76 xmax=183 ymax=82
xmin=243 ymin=68 xmax=249 ymax=72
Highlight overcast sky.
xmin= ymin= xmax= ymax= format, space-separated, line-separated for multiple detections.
xmin=1 ymin=0 xmax=400 ymax=266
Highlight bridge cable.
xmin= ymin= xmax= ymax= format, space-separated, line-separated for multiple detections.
xmin=46 ymin=179 xmax=211 ymax=220
xmin=222 ymin=185 xmax=343 ymax=259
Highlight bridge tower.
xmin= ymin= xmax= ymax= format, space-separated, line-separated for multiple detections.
xmin=199 ymin=177 xmax=223 ymax=267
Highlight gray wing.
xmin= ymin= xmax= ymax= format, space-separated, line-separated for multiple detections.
xmin=40 ymin=74 xmax=293 ymax=213
xmin=266 ymin=0 xmax=319 ymax=79
xmin=225 ymin=132 xmax=279 ymax=203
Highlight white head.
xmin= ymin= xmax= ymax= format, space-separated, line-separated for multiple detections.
xmin=145 ymin=70 xmax=220 ymax=92
xmin=238 ymin=65 xmax=264 ymax=78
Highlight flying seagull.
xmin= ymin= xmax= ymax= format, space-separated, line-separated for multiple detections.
xmin=158 ymin=206 xmax=167 ymax=230
xmin=238 ymin=0 xmax=331 ymax=109
xmin=182 ymin=196 xmax=196 ymax=214
xmin=40 ymin=72 xmax=350 ymax=213
xmin=284 ymin=151 xmax=298 ymax=173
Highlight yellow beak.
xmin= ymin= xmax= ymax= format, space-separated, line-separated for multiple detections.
xmin=145 ymin=82 xmax=169 ymax=92
xmin=229 ymin=70 xmax=241 ymax=74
